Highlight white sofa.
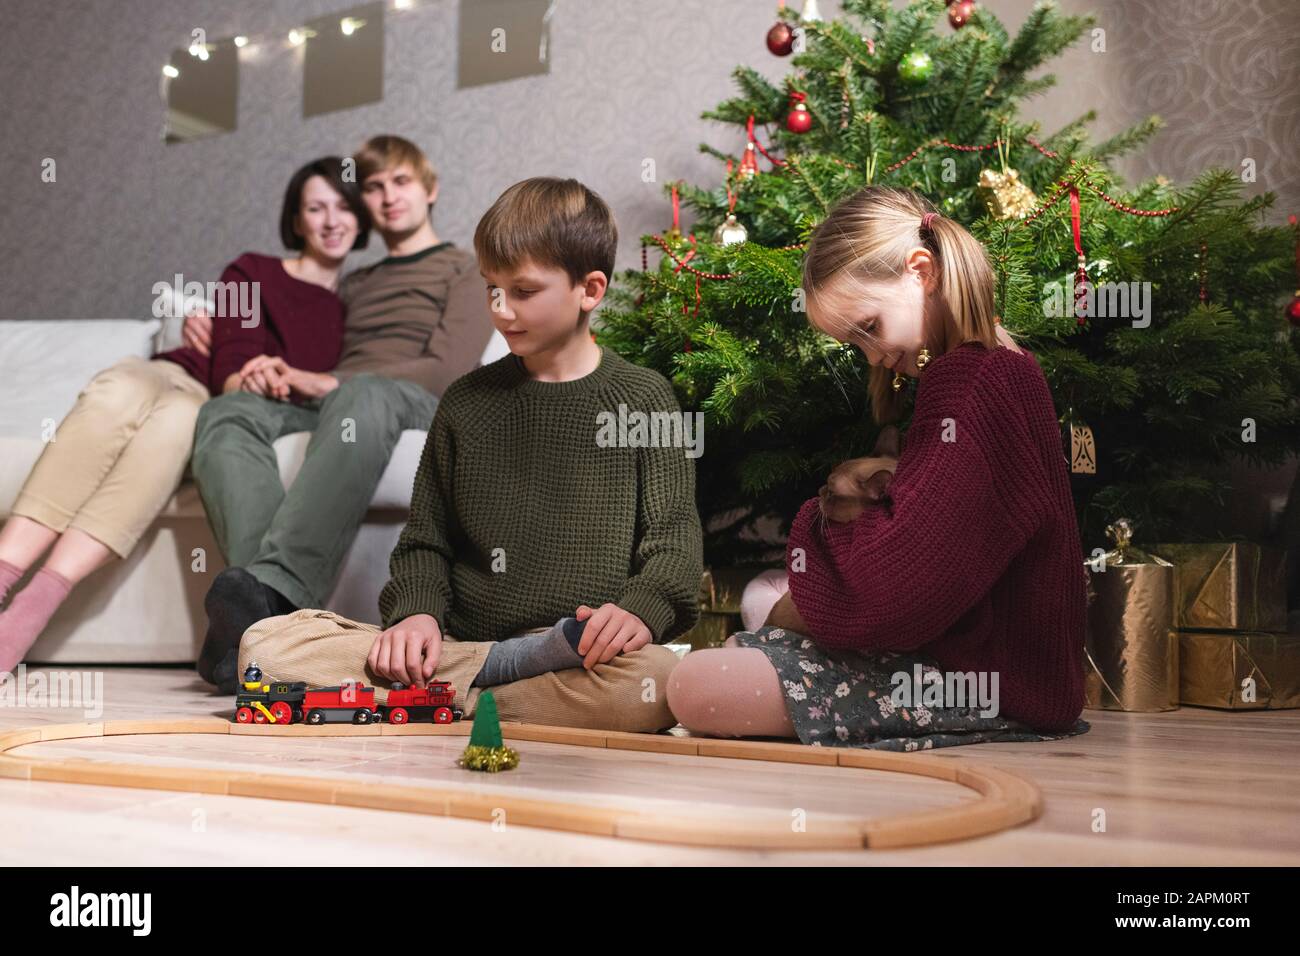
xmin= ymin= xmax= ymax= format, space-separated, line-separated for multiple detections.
xmin=0 ymin=318 xmax=508 ymax=664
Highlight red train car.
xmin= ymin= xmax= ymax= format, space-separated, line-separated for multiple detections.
xmin=302 ymin=683 xmax=380 ymax=725
xmin=381 ymin=681 xmax=462 ymax=725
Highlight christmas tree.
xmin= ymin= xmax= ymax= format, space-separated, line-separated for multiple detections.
xmin=597 ymin=0 xmax=1300 ymax=562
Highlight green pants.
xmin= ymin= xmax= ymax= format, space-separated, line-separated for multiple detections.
xmin=191 ymin=374 xmax=438 ymax=609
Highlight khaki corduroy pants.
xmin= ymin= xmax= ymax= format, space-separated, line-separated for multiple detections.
xmin=9 ymin=357 xmax=209 ymax=557
xmin=238 ymin=609 xmax=681 ymax=733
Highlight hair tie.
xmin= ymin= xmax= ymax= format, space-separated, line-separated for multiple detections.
xmin=921 ymin=212 xmax=938 ymax=234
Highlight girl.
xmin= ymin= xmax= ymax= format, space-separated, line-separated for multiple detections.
xmin=0 ymin=157 xmax=369 ymax=673
xmin=667 ymin=186 xmax=1089 ymax=750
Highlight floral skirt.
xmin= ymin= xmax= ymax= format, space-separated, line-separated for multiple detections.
xmin=731 ymin=626 xmax=1090 ymax=752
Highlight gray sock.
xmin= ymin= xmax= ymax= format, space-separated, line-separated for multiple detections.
xmin=472 ymin=617 xmax=587 ymax=687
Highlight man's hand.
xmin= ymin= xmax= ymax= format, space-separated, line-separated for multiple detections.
xmin=283 ymin=368 xmax=340 ymax=400
xmin=367 ymin=614 xmax=442 ymax=688
xmin=182 ymin=309 xmax=213 ymax=357
xmin=573 ymin=603 xmax=651 ymax=669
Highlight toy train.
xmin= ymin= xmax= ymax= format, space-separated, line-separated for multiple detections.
xmin=231 ymin=662 xmax=463 ymax=726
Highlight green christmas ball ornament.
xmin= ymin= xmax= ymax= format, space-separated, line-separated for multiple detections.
xmin=898 ymin=49 xmax=933 ymax=85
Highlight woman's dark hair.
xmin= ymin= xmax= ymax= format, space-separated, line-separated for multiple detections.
xmin=280 ymin=156 xmax=371 ymax=252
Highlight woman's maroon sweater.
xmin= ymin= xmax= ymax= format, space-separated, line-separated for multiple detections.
xmin=786 ymin=340 xmax=1086 ymax=732
xmin=156 ymin=252 xmax=344 ymax=397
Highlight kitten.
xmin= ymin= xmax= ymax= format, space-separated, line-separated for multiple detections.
xmin=764 ymin=426 xmax=902 ymax=634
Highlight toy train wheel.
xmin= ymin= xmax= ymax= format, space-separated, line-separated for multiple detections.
xmin=235 ymin=707 xmax=254 ymax=724
xmin=352 ymin=708 xmax=371 ymax=725
xmin=306 ymin=709 xmax=325 ymax=725
xmin=269 ymin=700 xmax=293 ymax=724
xmin=387 ymin=707 xmax=409 ymax=725
xmin=252 ymin=708 xmax=269 ymax=724
xmin=433 ymin=707 xmax=453 ymax=724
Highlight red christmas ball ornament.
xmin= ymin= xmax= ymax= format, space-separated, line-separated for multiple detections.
xmin=767 ymin=21 xmax=795 ymax=56
xmin=786 ymin=91 xmax=812 ymax=134
xmin=1287 ymin=293 xmax=1300 ymax=327
xmin=948 ymin=0 xmax=977 ymax=28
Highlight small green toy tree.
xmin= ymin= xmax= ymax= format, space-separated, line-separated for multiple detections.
xmin=457 ymin=691 xmax=520 ymax=772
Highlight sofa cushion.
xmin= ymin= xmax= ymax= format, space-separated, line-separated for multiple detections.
xmin=0 ymin=320 xmax=162 ymax=440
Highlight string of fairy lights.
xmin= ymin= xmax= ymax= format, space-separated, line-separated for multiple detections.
xmin=161 ymin=0 xmax=418 ymax=79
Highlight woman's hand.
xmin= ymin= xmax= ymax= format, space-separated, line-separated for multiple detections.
xmin=238 ymin=355 xmax=291 ymax=401
xmin=573 ymin=604 xmax=652 ymax=669
xmin=182 ymin=310 xmax=213 ymax=356
xmin=367 ymin=614 xmax=443 ymax=688
xmin=233 ymin=357 xmax=338 ymax=402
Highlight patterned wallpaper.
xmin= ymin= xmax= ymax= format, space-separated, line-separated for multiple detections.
xmin=0 ymin=0 xmax=1296 ymax=321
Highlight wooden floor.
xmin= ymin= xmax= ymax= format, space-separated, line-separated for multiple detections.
xmin=1 ymin=665 xmax=1296 ymax=865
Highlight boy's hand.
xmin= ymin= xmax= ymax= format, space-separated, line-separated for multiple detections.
xmin=367 ymin=614 xmax=442 ymax=688
xmin=573 ymin=604 xmax=651 ymax=669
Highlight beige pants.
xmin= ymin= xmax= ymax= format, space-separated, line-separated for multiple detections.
xmin=239 ymin=609 xmax=682 ymax=733
xmin=10 ymin=357 xmax=209 ymax=557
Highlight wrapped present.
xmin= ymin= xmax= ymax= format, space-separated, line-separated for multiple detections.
xmin=681 ymin=567 xmax=770 ymax=650
xmin=679 ymin=611 xmax=742 ymax=651
xmin=1149 ymin=542 xmax=1287 ymax=632
xmin=1084 ymin=519 xmax=1180 ymax=712
xmin=1179 ymin=631 xmax=1300 ymax=710
xmin=697 ymin=566 xmax=768 ymax=615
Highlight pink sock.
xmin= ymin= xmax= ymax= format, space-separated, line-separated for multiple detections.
xmin=0 ymin=559 xmax=23 ymax=607
xmin=0 ymin=567 xmax=72 ymax=673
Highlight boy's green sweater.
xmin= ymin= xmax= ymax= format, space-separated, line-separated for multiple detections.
xmin=378 ymin=347 xmax=703 ymax=643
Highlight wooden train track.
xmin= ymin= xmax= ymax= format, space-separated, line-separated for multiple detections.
xmin=0 ymin=719 xmax=1042 ymax=850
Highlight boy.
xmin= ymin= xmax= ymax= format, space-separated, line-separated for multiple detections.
xmin=238 ymin=177 xmax=703 ymax=732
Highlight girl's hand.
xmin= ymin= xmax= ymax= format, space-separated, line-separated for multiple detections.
xmin=367 ymin=614 xmax=443 ymax=688
xmin=573 ymin=604 xmax=651 ymax=669
xmin=764 ymin=591 xmax=812 ymax=634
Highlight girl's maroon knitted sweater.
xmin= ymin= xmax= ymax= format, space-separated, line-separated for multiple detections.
xmin=786 ymin=340 xmax=1086 ymax=732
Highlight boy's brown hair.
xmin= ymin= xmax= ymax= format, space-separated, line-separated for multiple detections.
xmin=353 ymin=134 xmax=438 ymax=193
xmin=474 ymin=177 xmax=617 ymax=287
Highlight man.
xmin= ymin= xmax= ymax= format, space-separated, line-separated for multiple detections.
xmin=188 ymin=135 xmax=494 ymax=692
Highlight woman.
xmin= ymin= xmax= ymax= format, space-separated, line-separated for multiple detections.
xmin=667 ymin=186 xmax=1089 ymax=751
xmin=0 ymin=157 xmax=369 ymax=672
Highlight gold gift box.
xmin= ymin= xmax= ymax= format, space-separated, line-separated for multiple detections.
xmin=1178 ymin=631 xmax=1300 ymax=710
xmin=1150 ymin=542 xmax=1287 ymax=632
xmin=1083 ymin=521 xmax=1180 ymax=713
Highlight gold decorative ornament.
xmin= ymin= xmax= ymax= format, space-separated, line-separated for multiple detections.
xmin=892 ymin=372 xmax=906 ymax=392
xmin=915 ymin=347 xmax=932 ymax=370
xmin=978 ymin=167 xmax=1038 ymax=220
